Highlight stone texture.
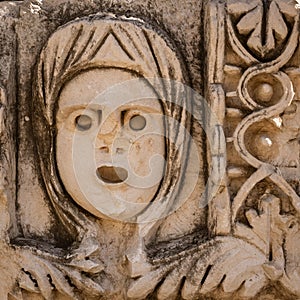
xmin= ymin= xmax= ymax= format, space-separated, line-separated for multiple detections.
xmin=0 ymin=0 xmax=299 ymax=299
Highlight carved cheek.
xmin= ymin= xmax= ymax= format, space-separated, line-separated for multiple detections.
xmin=128 ymin=134 xmax=165 ymax=179
xmin=56 ymin=127 xmax=86 ymax=201
xmin=56 ymin=128 xmax=74 ymax=175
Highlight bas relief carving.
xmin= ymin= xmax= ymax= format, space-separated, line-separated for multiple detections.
xmin=0 ymin=1 xmax=299 ymax=299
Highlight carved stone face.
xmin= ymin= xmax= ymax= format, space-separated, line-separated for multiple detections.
xmin=56 ymin=68 xmax=165 ymax=220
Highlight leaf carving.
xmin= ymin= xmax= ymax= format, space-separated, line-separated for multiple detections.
xmin=234 ymin=192 xmax=297 ymax=282
xmin=227 ymin=0 xmax=297 ymax=58
xmin=16 ymin=244 xmax=105 ymax=299
xmin=128 ymin=237 xmax=267 ymax=300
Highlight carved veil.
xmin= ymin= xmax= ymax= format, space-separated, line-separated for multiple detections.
xmin=32 ymin=15 xmax=192 ymax=246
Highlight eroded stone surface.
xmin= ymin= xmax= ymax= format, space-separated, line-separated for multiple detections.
xmin=0 ymin=0 xmax=299 ymax=299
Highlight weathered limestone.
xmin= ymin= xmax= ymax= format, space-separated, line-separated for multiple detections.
xmin=0 ymin=0 xmax=299 ymax=299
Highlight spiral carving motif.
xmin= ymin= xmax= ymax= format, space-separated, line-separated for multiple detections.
xmin=229 ymin=11 xmax=300 ymax=222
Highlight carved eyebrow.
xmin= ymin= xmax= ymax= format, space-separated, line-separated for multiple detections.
xmin=58 ymin=104 xmax=101 ymax=114
xmin=119 ymin=104 xmax=162 ymax=114
xmin=56 ymin=105 xmax=84 ymax=122
xmin=58 ymin=104 xmax=86 ymax=114
xmin=56 ymin=104 xmax=102 ymax=122
xmin=120 ymin=107 xmax=161 ymax=126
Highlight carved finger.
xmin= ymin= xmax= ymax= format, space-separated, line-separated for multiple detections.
xmin=47 ymin=273 xmax=76 ymax=299
xmin=42 ymin=262 xmax=76 ymax=298
xmin=67 ymin=258 xmax=104 ymax=274
xmin=127 ymin=268 xmax=165 ymax=300
xmin=62 ymin=267 xmax=104 ymax=297
xmin=199 ymin=249 xmax=240 ymax=294
xmin=199 ymin=239 xmax=262 ymax=294
xmin=24 ymin=267 xmax=53 ymax=300
xmin=182 ymin=238 xmax=252 ymax=297
xmin=239 ymin=272 xmax=267 ymax=298
xmin=181 ymin=256 xmax=211 ymax=299
xmin=18 ymin=271 xmax=39 ymax=293
xmin=222 ymin=261 xmax=264 ymax=292
xmin=157 ymin=268 xmax=185 ymax=300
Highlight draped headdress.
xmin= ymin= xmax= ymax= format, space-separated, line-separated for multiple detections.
xmin=32 ymin=14 xmax=191 ymax=245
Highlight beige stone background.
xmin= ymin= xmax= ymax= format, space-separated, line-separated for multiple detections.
xmin=0 ymin=0 xmax=299 ymax=299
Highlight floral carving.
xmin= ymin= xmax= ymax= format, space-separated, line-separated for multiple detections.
xmin=207 ymin=0 xmax=300 ymax=298
xmin=234 ymin=192 xmax=300 ymax=295
xmin=127 ymin=192 xmax=300 ymax=299
xmin=235 ymin=193 xmax=291 ymax=276
xmin=16 ymin=242 xmax=104 ymax=298
xmin=128 ymin=237 xmax=267 ymax=300
xmin=227 ymin=0 xmax=297 ymax=59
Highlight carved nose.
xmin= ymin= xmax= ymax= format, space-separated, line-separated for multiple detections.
xmin=99 ymin=112 xmax=119 ymax=135
xmin=99 ymin=122 xmax=118 ymax=136
xmin=96 ymin=113 xmax=119 ymax=147
xmin=97 ymin=123 xmax=118 ymax=146
xmin=95 ymin=113 xmax=128 ymax=154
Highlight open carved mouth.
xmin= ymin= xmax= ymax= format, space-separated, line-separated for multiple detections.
xmin=96 ymin=166 xmax=128 ymax=184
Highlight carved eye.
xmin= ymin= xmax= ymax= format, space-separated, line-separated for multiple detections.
xmin=75 ymin=114 xmax=93 ymax=131
xmin=129 ymin=114 xmax=146 ymax=131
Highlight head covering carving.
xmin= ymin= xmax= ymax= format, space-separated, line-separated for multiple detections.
xmin=32 ymin=14 xmax=191 ymax=245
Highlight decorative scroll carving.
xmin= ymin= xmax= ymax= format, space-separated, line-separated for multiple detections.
xmin=127 ymin=0 xmax=300 ymax=298
xmin=204 ymin=0 xmax=300 ymax=298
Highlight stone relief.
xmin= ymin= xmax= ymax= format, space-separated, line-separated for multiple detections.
xmin=0 ymin=0 xmax=299 ymax=299
xmin=227 ymin=0 xmax=297 ymax=59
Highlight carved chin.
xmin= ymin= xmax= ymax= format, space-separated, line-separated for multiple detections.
xmin=96 ymin=166 xmax=128 ymax=184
